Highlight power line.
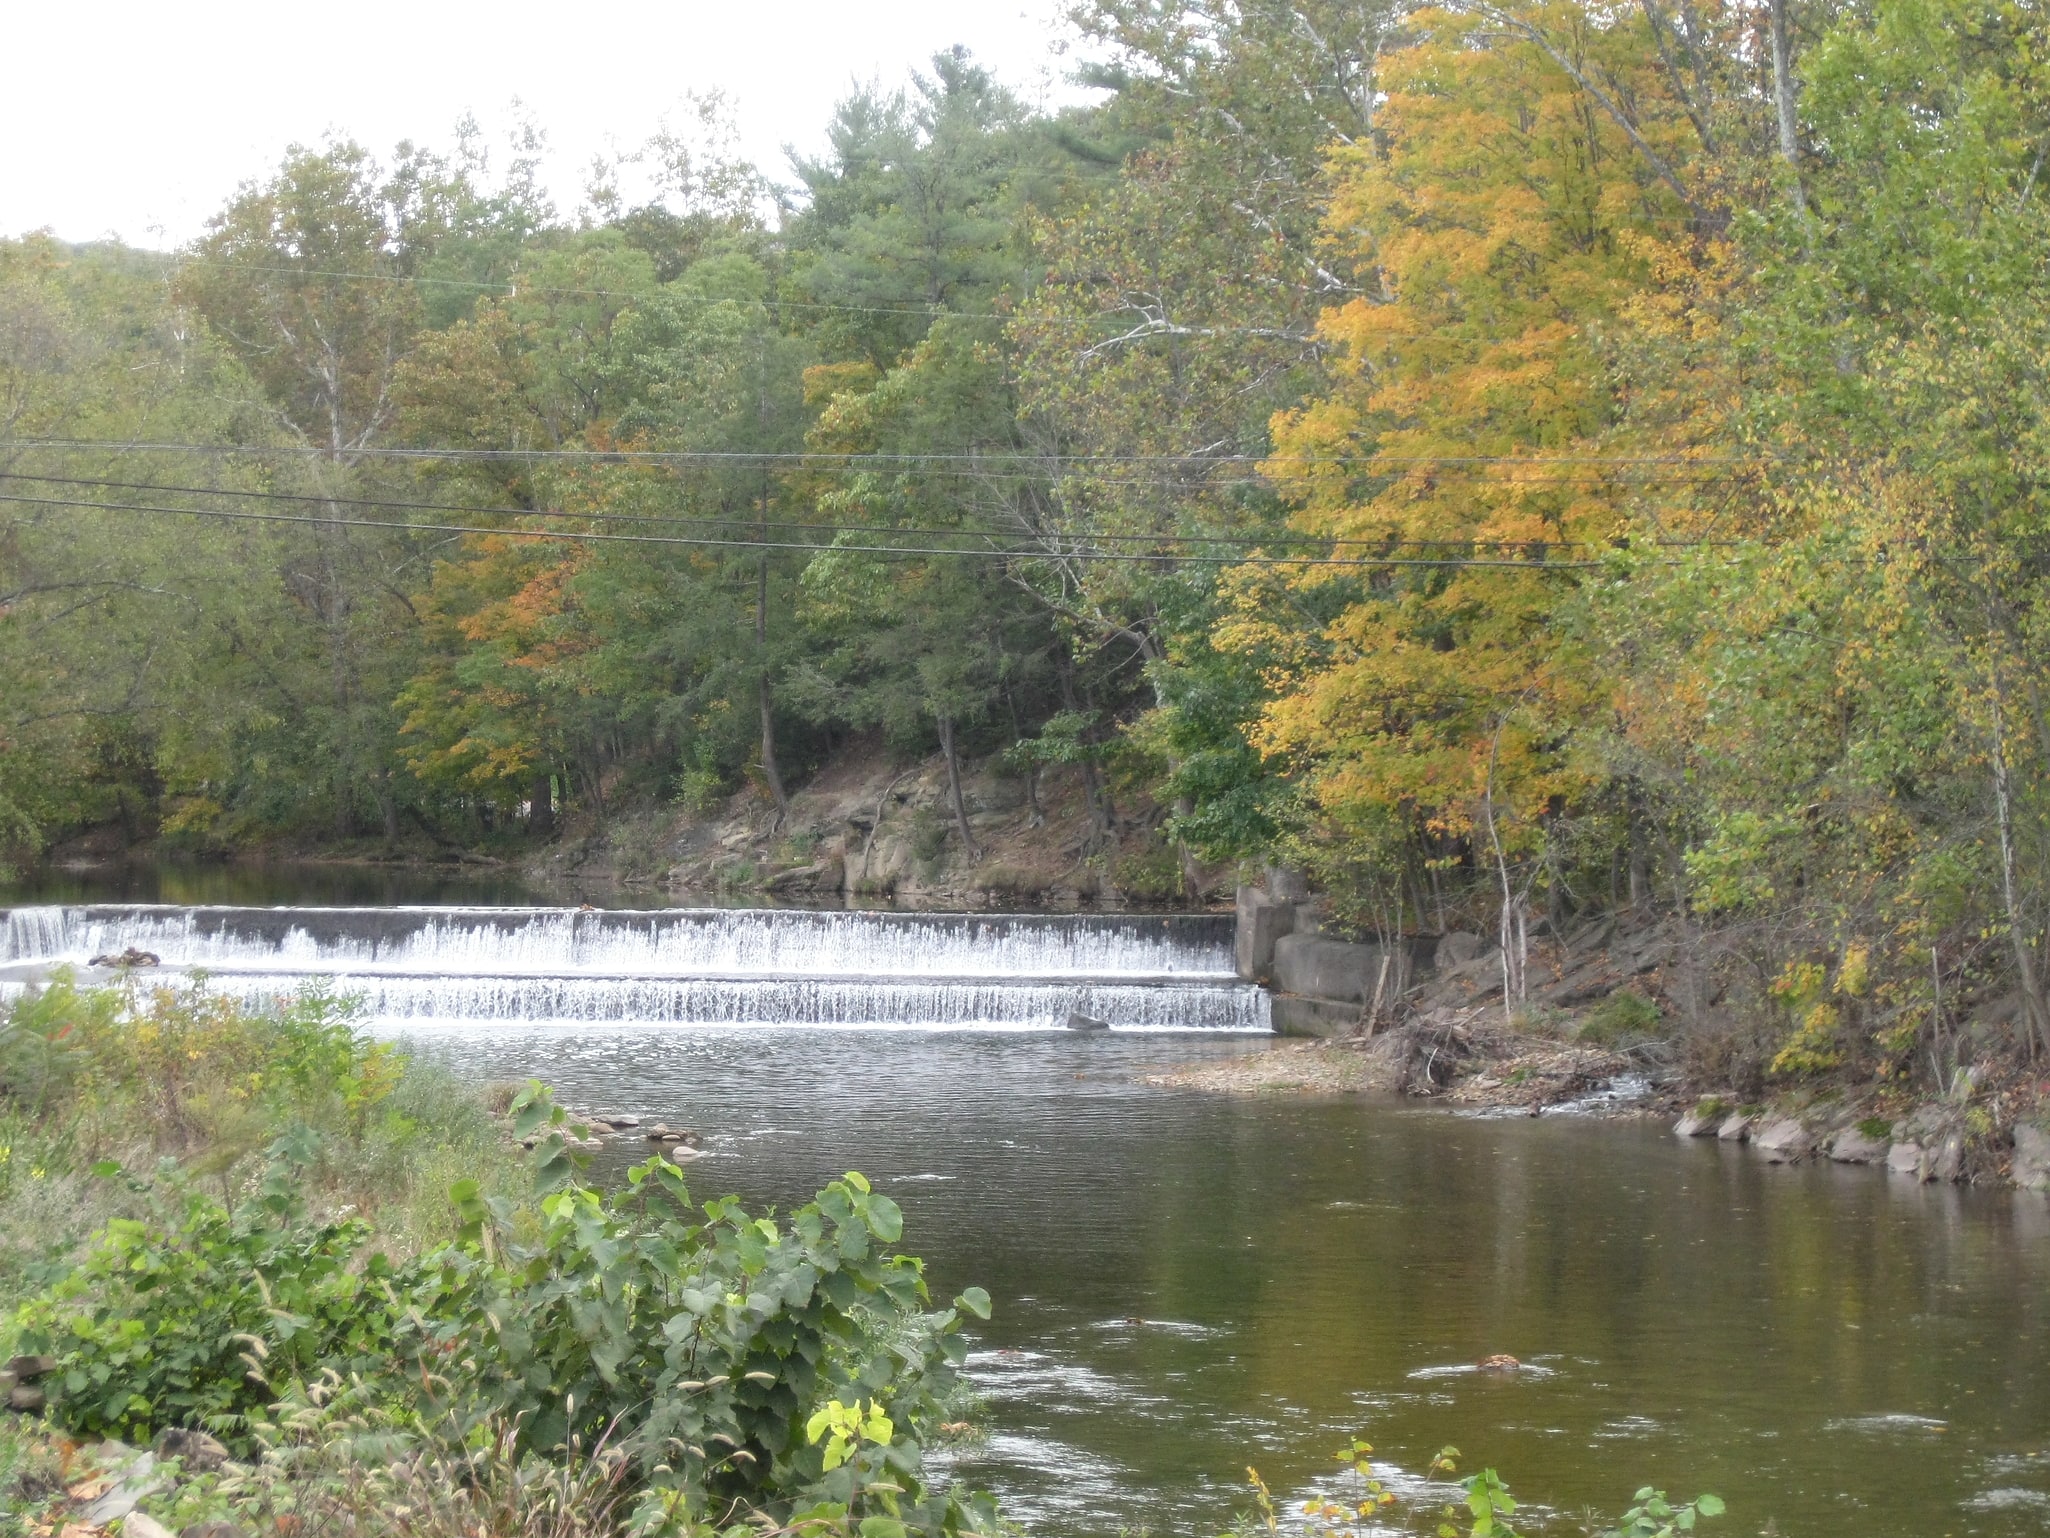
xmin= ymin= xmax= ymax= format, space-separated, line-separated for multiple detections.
xmin=0 ymin=491 xmax=1620 ymax=570
xmin=0 ymin=470 xmax=1656 ymax=552
xmin=2 ymin=436 xmax=1761 ymax=472
xmin=170 ymin=259 xmax=1318 ymax=337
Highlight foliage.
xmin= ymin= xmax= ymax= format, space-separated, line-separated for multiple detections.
xmin=12 ymin=0 xmax=2050 ymax=1089
xmin=12 ymin=1146 xmax=399 ymax=1446
xmin=5 ymin=1063 xmax=996 ymax=1538
xmin=1219 ymin=1438 xmax=1720 ymax=1538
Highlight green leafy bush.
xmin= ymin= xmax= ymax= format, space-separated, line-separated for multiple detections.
xmin=13 ymin=1133 xmax=401 ymax=1446
xmin=1580 ymin=990 xmax=1664 ymax=1045
xmin=13 ymin=1086 xmax=996 ymax=1537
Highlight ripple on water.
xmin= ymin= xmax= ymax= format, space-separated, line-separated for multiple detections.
xmin=942 ymin=1431 xmax=1134 ymax=1529
xmin=1965 ymin=1488 xmax=2050 ymax=1512
xmin=1091 ymin=1317 xmax=1232 ymax=1340
xmin=1821 ymin=1413 xmax=1949 ymax=1435
xmin=1406 ymin=1361 xmax=1561 ymax=1381
xmin=964 ymin=1349 xmax=1166 ymax=1411
xmin=1592 ymin=1415 xmax=1664 ymax=1441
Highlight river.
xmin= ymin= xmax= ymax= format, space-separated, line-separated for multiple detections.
xmin=5 ymin=893 xmax=2049 ymax=1536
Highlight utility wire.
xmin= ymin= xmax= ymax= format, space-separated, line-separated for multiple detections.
xmin=2 ymin=437 xmax=1762 ymax=471
xmin=0 ymin=491 xmax=1621 ymax=569
xmin=0 ymin=470 xmax=1672 ymax=551
xmin=174 ymin=259 xmax=1315 ymax=336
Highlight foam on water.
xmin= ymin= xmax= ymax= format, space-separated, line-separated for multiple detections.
xmin=1 ymin=903 xmax=1270 ymax=1032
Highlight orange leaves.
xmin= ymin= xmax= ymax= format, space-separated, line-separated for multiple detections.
xmin=1222 ymin=0 xmax=1718 ymax=851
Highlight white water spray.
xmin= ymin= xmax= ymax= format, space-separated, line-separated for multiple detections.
xmin=1 ymin=905 xmax=1270 ymax=1032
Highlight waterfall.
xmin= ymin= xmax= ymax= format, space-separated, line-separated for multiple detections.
xmin=1 ymin=905 xmax=1270 ymax=1032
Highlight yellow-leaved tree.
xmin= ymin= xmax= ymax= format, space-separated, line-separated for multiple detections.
xmin=1219 ymin=0 xmax=1720 ymax=958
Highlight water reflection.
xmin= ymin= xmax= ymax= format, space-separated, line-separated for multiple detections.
xmin=390 ymin=1025 xmax=2050 ymax=1538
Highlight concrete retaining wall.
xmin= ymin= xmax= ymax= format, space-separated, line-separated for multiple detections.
xmin=1237 ymin=882 xmax=1445 ymax=1037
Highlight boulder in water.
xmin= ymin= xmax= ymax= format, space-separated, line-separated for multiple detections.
xmin=89 ymin=947 xmax=160 ymax=969
xmin=1066 ymin=1011 xmax=1110 ymax=1032
xmin=1753 ymin=1117 xmax=1815 ymax=1163
xmin=2013 ymin=1122 xmax=2050 ymax=1191
xmin=1478 ymin=1354 xmax=1521 ymax=1374
xmin=1827 ymin=1124 xmax=1890 ymax=1165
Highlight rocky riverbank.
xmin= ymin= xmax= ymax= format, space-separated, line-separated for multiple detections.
xmin=1142 ymin=1009 xmax=1658 ymax=1115
xmin=1147 ymin=1011 xmax=2050 ymax=1190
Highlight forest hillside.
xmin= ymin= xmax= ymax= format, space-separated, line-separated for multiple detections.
xmin=7 ymin=0 xmax=2050 ymax=1102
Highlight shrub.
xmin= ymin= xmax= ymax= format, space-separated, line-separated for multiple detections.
xmin=1579 ymin=990 xmax=1664 ymax=1045
xmin=14 ymin=1086 xmax=997 ymax=1538
xmin=13 ymin=1139 xmax=400 ymax=1447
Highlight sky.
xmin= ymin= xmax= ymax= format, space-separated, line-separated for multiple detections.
xmin=5 ymin=0 xmax=1086 ymax=249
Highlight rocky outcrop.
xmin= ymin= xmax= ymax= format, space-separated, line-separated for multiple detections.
xmin=2014 ymin=1122 xmax=2050 ymax=1191
xmin=1827 ymin=1124 xmax=1890 ymax=1164
xmin=1753 ymin=1117 xmax=1816 ymax=1162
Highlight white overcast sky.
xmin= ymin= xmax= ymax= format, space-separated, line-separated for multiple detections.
xmin=5 ymin=0 xmax=1087 ymax=249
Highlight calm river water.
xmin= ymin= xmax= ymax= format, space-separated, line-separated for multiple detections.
xmin=391 ymin=1026 xmax=2050 ymax=1538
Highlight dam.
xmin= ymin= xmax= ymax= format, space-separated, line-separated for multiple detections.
xmin=0 ymin=904 xmax=1272 ymax=1032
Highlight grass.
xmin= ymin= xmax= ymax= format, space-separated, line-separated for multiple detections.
xmin=0 ymin=972 xmax=540 ymax=1537
xmin=0 ymin=974 xmax=516 ymax=1299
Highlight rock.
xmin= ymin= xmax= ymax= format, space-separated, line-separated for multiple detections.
xmin=1438 ymin=931 xmax=1486 ymax=969
xmin=7 ymin=1354 xmax=54 ymax=1380
xmin=81 ymin=1445 xmax=159 ymax=1525
xmin=1887 ymin=1140 xmax=1925 ymax=1176
xmin=1674 ymin=1111 xmax=1719 ymax=1137
xmin=8 ymin=1383 xmax=44 ymax=1410
xmin=1753 ymin=1118 xmax=1815 ymax=1163
xmin=1477 ymin=1354 xmax=1520 ymax=1373
xmin=122 ymin=1512 xmax=176 ymax=1538
xmin=181 ymin=1521 xmax=250 ymax=1538
xmin=89 ymin=948 xmax=160 ymax=969
xmin=1066 ymin=1011 xmax=1110 ymax=1032
xmin=1932 ymin=1133 xmax=1965 ymax=1183
xmin=154 ymin=1427 xmax=230 ymax=1472
xmin=2013 ymin=1122 xmax=2050 ymax=1191
xmin=1716 ymin=1113 xmax=1753 ymax=1142
xmin=1828 ymin=1125 xmax=1890 ymax=1165
xmin=600 ymin=1115 xmax=641 ymax=1130
xmin=645 ymin=1124 xmax=674 ymax=1141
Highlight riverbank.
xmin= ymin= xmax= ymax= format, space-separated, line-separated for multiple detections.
xmin=22 ymin=736 xmax=1238 ymax=914
xmin=1146 ymin=1010 xmax=2050 ymax=1190
xmin=0 ymin=977 xmax=994 ymax=1538
xmin=1142 ymin=1009 xmax=1658 ymax=1113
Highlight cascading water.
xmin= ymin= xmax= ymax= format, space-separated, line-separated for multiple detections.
xmin=0 ymin=905 xmax=1271 ymax=1031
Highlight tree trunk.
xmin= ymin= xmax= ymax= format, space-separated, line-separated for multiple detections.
xmin=756 ymin=542 xmax=789 ymax=829
xmin=375 ymin=769 xmax=399 ymax=847
xmin=1769 ymin=0 xmax=1808 ymax=215
xmin=1989 ymin=685 xmax=2050 ymax=1058
xmin=938 ymin=715 xmax=980 ymax=862
xmin=1627 ymin=777 xmax=1651 ymax=908
xmin=529 ymin=770 xmax=555 ymax=837
xmin=1173 ymin=795 xmax=1203 ymax=897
